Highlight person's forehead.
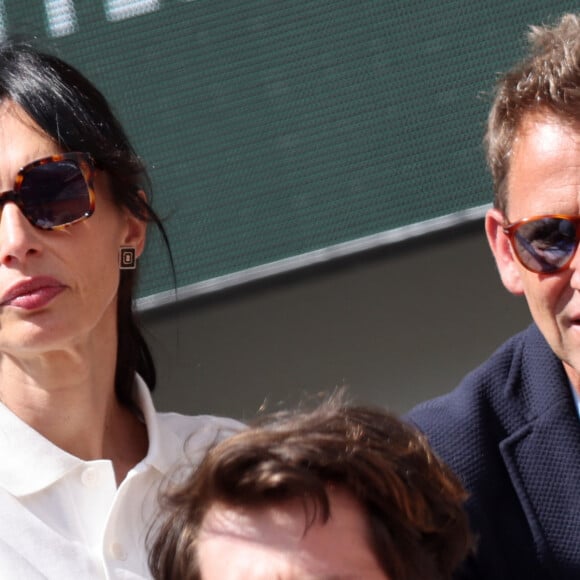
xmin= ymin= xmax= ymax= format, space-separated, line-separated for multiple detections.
xmin=199 ymin=499 xmax=307 ymax=545
xmin=514 ymin=112 xmax=580 ymax=147
xmin=197 ymin=492 xmax=388 ymax=580
xmin=505 ymin=111 xmax=580 ymax=213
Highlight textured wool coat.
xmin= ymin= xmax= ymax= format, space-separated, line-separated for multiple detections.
xmin=407 ymin=324 xmax=580 ymax=580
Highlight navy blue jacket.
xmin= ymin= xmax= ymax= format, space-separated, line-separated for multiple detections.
xmin=407 ymin=323 xmax=580 ymax=580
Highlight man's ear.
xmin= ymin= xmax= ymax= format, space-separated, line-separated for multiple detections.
xmin=485 ymin=208 xmax=525 ymax=296
xmin=122 ymin=189 xmax=148 ymax=258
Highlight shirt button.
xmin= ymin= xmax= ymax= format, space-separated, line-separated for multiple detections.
xmin=81 ymin=467 xmax=100 ymax=487
xmin=110 ymin=542 xmax=128 ymax=561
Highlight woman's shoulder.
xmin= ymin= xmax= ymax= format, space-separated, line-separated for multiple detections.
xmin=149 ymin=411 xmax=245 ymax=471
xmin=156 ymin=411 xmax=245 ymax=441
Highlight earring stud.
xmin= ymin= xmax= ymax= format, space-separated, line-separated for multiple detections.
xmin=119 ymin=246 xmax=137 ymax=270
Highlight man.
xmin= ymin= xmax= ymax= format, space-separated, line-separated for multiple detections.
xmin=408 ymin=12 xmax=580 ymax=580
xmin=148 ymin=397 xmax=472 ymax=580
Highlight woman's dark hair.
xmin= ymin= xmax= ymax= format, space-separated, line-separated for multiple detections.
xmin=0 ymin=40 xmax=171 ymax=407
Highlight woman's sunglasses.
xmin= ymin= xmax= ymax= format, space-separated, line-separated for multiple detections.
xmin=0 ymin=152 xmax=95 ymax=230
xmin=503 ymin=214 xmax=580 ymax=274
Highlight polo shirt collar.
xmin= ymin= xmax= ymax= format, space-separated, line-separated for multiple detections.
xmin=135 ymin=375 xmax=184 ymax=475
xmin=0 ymin=399 xmax=83 ymax=495
xmin=0 ymin=375 xmax=178 ymax=496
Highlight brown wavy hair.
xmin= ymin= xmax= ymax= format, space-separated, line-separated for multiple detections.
xmin=148 ymin=396 xmax=473 ymax=580
xmin=486 ymin=13 xmax=580 ymax=214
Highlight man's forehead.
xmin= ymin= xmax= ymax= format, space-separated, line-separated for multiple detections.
xmin=514 ymin=111 xmax=580 ymax=148
xmin=197 ymin=493 xmax=388 ymax=580
xmin=199 ymin=499 xmax=310 ymax=547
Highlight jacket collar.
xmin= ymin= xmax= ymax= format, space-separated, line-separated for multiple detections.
xmin=499 ymin=324 xmax=580 ymax=575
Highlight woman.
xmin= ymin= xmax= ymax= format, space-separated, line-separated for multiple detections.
xmin=0 ymin=41 xmax=241 ymax=578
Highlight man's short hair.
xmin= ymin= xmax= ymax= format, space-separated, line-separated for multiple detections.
xmin=486 ymin=13 xmax=580 ymax=213
xmin=148 ymin=396 xmax=473 ymax=580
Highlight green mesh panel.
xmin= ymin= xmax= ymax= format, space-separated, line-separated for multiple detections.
xmin=3 ymin=1 xmax=578 ymax=297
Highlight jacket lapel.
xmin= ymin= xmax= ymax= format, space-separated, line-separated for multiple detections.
xmin=500 ymin=326 xmax=580 ymax=577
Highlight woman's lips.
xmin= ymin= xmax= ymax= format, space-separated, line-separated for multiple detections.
xmin=0 ymin=278 xmax=65 ymax=310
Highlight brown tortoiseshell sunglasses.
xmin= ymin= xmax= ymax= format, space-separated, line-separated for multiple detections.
xmin=0 ymin=152 xmax=95 ymax=230
xmin=503 ymin=214 xmax=580 ymax=274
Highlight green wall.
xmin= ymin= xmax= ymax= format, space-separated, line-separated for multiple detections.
xmin=3 ymin=1 xmax=578 ymax=297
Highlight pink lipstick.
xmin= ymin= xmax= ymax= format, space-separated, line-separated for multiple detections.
xmin=0 ymin=278 xmax=65 ymax=310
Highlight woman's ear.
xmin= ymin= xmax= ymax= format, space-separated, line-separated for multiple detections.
xmin=122 ymin=189 xmax=148 ymax=258
xmin=485 ymin=208 xmax=525 ymax=296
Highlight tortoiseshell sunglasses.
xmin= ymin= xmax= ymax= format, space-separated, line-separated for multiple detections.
xmin=0 ymin=152 xmax=95 ymax=230
xmin=503 ymin=214 xmax=580 ymax=274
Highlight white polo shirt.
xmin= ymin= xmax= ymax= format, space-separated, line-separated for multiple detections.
xmin=0 ymin=376 xmax=243 ymax=579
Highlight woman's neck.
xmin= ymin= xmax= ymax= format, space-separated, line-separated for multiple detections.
xmin=0 ymin=349 xmax=149 ymax=484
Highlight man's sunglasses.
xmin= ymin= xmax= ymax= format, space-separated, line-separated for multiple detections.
xmin=0 ymin=152 xmax=95 ymax=230
xmin=503 ymin=214 xmax=580 ymax=274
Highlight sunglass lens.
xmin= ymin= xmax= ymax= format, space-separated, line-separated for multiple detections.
xmin=19 ymin=159 xmax=91 ymax=229
xmin=514 ymin=217 xmax=577 ymax=273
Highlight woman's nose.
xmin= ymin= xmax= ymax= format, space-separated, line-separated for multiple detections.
xmin=0 ymin=202 xmax=41 ymax=266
